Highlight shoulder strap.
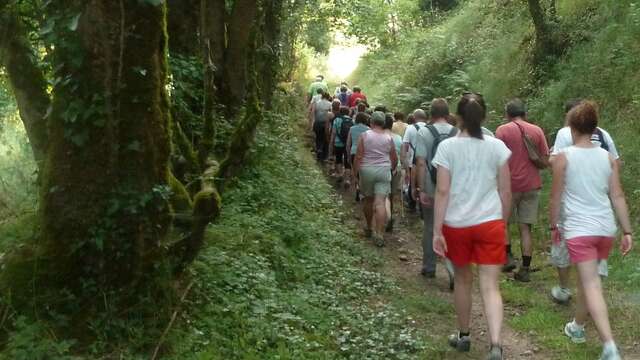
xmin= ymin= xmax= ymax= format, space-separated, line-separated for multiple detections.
xmin=595 ymin=128 xmax=610 ymax=151
xmin=448 ymin=126 xmax=459 ymax=137
xmin=425 ymin=124 xmax=440 ymax=139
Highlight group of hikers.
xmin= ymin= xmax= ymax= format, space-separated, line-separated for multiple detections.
xmin=306 ymin=75 xmax=634 ymax=360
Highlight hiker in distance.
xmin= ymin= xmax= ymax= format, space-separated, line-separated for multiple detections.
xmin=353 ymin=111 xmax=398 ymax=247
xmin=415 ymin=98 xmax=457 ymax=288
xmin=496 ymin=99 xmax=550 ymax=282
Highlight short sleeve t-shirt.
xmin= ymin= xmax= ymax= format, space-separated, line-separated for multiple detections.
xmin=314 ymin=99 xmax=332 ymax=125
xmin=495 ymin=120 xmax=549 ymax=193
xmin=415 ymin=122 xmax=456 ymax=196
xmin=361 ymin=130 xmax=393 ymax=168
xmin=392 ymin=122 xmax=408 ymax=137
xmin=350 ymin=124 xmax=370 ymax=155
xmin=332 ymin=116 xmax=348 ymax=147
xmin=308 ymin=81 xmax=328 ymax=98
xmin=552 ymin=126 xmax=619 ymax=159
xmin=402 ymin=122 xmax=426 ymax=166
xmin=349 ymin=92 xmax=367 ymax=108
xmin=432 ymin=136 xmax=511 ymax=228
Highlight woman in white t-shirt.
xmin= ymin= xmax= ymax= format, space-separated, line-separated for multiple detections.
xmin=432 ymin=93 xmax=512 ymax=360
xmin=549 ymin=101 xmax=633 ymax=360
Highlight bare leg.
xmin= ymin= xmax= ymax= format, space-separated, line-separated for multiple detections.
xmin=519 ymin=223 xmax=533 ymax=257
xmin=363 ymin=197 xmax=373 ymax=230
xmin=557 ymin=266 xmax=571 ymax=288
xmin=478 ymin=265 xmax=503 ymax=345
xmin=576 ymin=260 xmax=614 ymax=342
xmin=454 ymin=265 xmax=473 ymax=333
xmin=373 ymin=195 xmax=387 ymax=235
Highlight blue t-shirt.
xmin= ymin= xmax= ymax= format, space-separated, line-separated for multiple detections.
xmin=349 ymin=123 xmax=370 ymax=155
xmin=391 ymin=133 xmax=402 ymax=166
xmin=332 ymin=116 xmax=351 ymax=147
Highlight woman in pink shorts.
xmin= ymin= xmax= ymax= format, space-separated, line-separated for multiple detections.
xmin=549 ymin=101 xmax=633 ymax=360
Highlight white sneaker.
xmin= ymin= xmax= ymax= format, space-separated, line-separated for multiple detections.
xmin=551 ymin=286 xmax=572 ymax=304
xmin=600 ymin=347 xmax=621 ymax=360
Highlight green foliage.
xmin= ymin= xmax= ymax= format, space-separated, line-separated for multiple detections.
xmin=167 ymin=94 xmax=425 ymax=359
xmin=0 ymin=317 xmax=78 ymax=360
xmin=0 ymin=111 xmax=37 ymax=222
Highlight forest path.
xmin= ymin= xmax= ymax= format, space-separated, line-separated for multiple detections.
xmin=320 ymin=164 xmax=550 ymax=359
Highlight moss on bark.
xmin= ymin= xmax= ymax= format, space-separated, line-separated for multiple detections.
xmin=39 ymin=1 xmax=173 ymax=290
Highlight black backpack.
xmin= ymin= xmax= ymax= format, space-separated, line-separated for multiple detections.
xmin=591 ymin=128 xmax=610 ymax=152
xmin=426 ymin=125 xmax=458 ymax=184
xmin=338 ymin=116 xmax=354 ymax=144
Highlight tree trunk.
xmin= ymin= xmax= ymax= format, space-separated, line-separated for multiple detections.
xmin=198 ymin=0 xmax=226 ymax=164
xmin=41 ymin=0 xmax=172 ymax=288
xmin=258 ymin=0 xmax=284 ymax=110
xmin=0 ymin=10 xmax=50 ymax=167
xmin=527 ymin=0 xmax=552 ymax=55
xmin=167 ymin=0 xmax=200 ymax=56
xmin=220 ymin=0 xmax=259 ymax=116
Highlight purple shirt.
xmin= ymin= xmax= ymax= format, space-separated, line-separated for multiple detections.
xmin=361 ymin=130 xmax=393 ymax=167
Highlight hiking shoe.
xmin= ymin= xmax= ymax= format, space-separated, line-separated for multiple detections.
xmin=448 ymin=332 xmax=471 ymax=352
xmin=486 ymin=345 xmax=503 ymax=360
xmin=420 ymin=269 xmax=436 ymax=278
xmin=514 ymin=267 xmax=531 ymax=282
xmin=600 ymin=346 xmax=622 ymax=360
xmin=502 ymin=253 xmax=516 ymax=272
xmin=374 ymin=234 xmax=385 ymax=247
xmin=551 ymin=286 xmax=572 ymax=304
xmin=564 ymin=321 xmax=586 ymax=344
xmin=385 ymin=218 xmax=394 ymax=233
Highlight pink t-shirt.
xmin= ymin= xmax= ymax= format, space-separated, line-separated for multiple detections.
xmin=496 ymin=120 xmax=549 ymax=193
xmin=361 ymin=130 xmax=394 ymax=167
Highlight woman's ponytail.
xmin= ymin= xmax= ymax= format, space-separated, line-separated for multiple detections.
xmin=457 ymin=93 xmax=486 ymax=139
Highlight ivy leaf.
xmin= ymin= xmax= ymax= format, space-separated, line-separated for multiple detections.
xmin=68 ymin=13 xmax=81 ymax=31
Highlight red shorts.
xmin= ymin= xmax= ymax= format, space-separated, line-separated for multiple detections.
xmin=443 ymin=220 xmax=506 ymax=267
xmin=567 ymin=236 xmax=614 ymax=264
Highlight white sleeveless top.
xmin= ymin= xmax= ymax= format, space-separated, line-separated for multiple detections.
xmin=560 ymin=146 xmax=616 ymax=239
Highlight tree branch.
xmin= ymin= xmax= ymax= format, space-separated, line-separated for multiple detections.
xmin=0 ymin=9 xmax=50 ymax=167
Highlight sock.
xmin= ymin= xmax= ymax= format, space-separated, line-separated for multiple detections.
xmin=459 ymin=331 xmax=470 ymax=338
xmin=571 ymin=319 xmax=585 ymax=330
xmin=522 ymin=256 xmax=532 ymax=268
xmin=506 ymin=244 xmax=512 ymax=255
xmin=603 ymin=340 xmax=617 ymax=353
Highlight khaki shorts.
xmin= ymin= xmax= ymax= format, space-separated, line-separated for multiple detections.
xmin=359 ymin=166 xmax=391 ymax=197
xmin=510 ymin=190 xmax=540 ymax=225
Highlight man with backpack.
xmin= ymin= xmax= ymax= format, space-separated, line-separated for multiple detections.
xmin=330 ymin=106 xmax=354 ymax=185
xmin=549 ymin=99 xmax=621 ymax=304
xmin=496 ymin=99 xmax=550 ymax=282
xmin=415 ymin=99 xmax=458 ymax=286
xmin=401 ymin=109 xmax=428 ymax=212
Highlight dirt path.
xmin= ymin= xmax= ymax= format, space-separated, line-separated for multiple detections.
xmin=323 ymin=170 xmax=549 ymax=359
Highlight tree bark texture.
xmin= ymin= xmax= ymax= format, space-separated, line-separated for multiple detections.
xmin=41 ymin=0 xmax=172 ymax=288
xmin=220 ymin=0 xmax=259 ymax=114
xmin=0 ymin=9 xmax=50 ymax=167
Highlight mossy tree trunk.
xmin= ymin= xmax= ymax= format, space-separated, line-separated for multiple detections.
xmin=0 ymin=8 xmax=50 ymax=168
xmin=167 ymin=0 xmax=200 ymax=56
xmin=219 ymin=0 xmax=259 ymax=116
xmin=258 ymin=0 xmax=285 ymax=110
xmin=41 ymin=0 xmax=172 ymax=289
